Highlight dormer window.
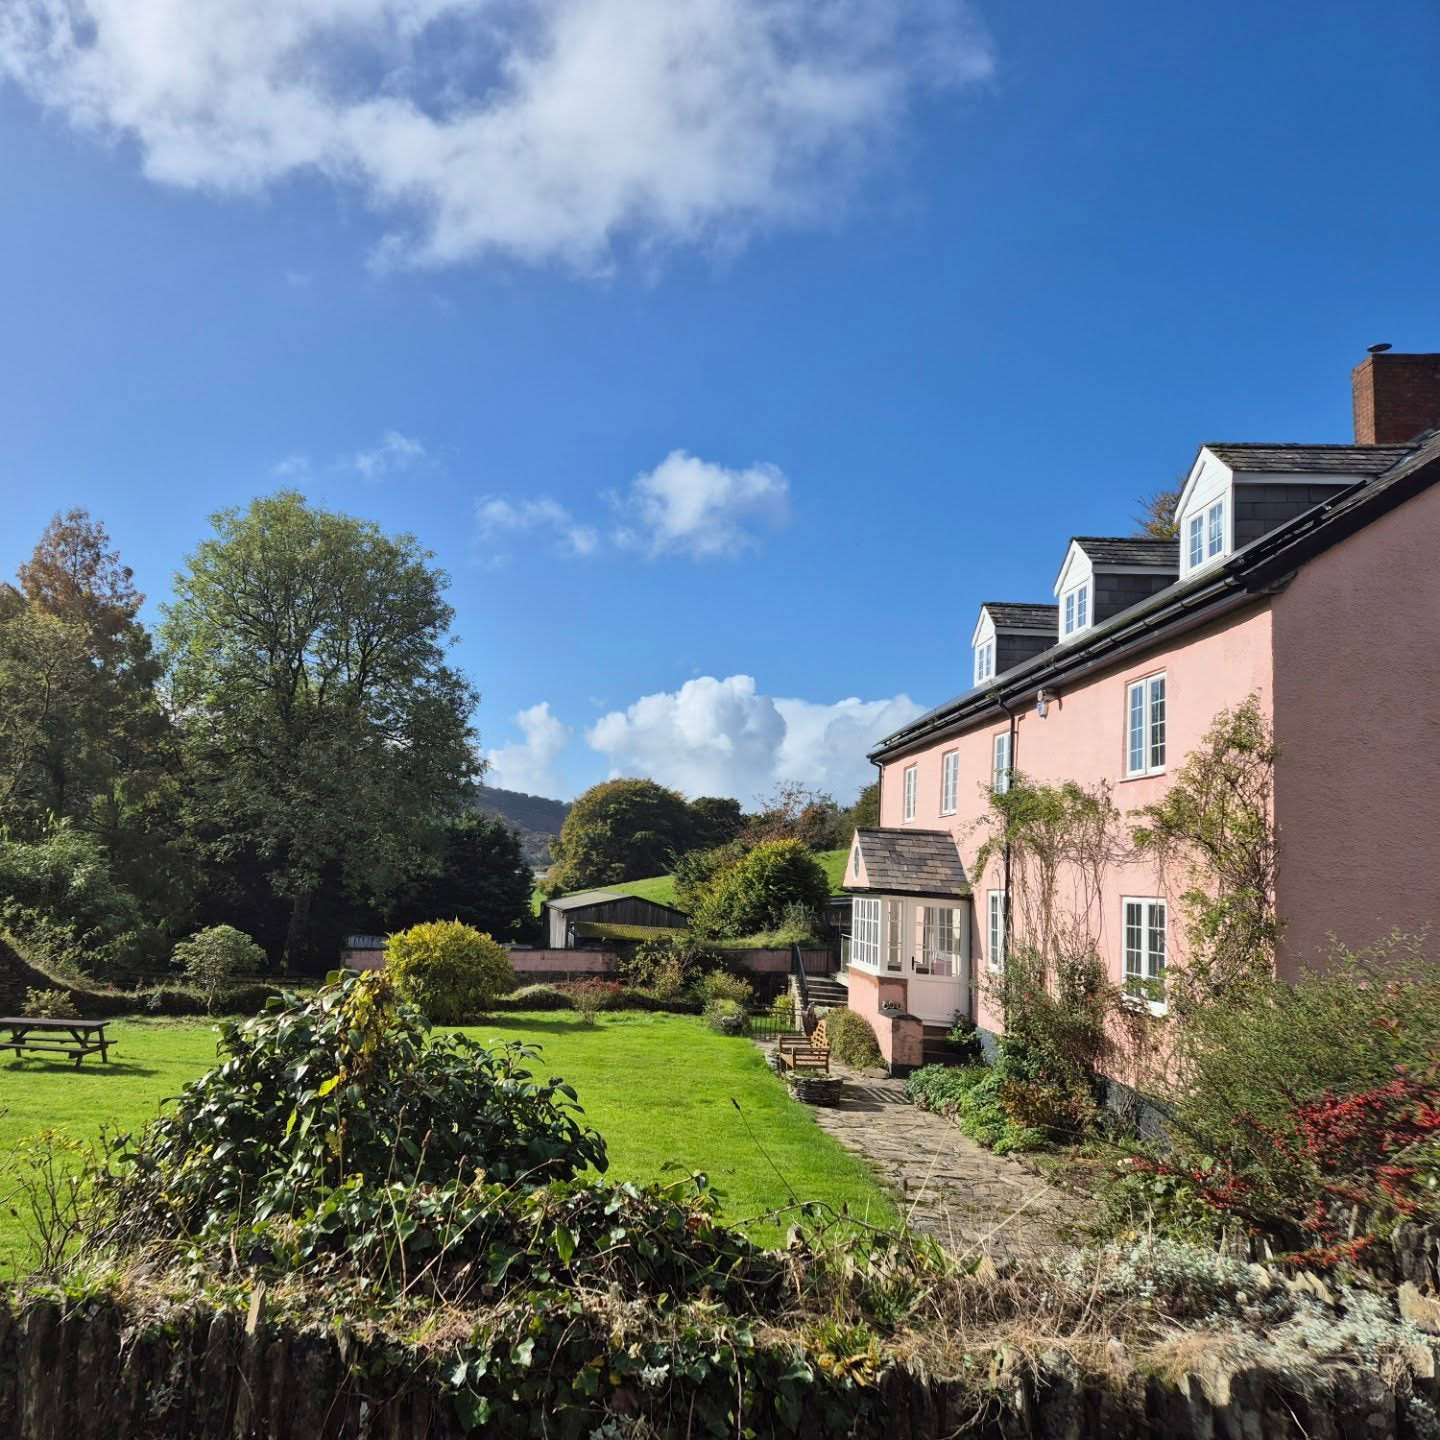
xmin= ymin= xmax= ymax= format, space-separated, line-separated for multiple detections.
xmin=1206 ymin=499 xmax=1224 ymax=559
xmin=974 ymin=640 xmax=995 ymax=685
xmin=1062 ymin=582 xmax=1089 ymax=637
xmin=1186 ymin=499 xmax=1226 ymax=573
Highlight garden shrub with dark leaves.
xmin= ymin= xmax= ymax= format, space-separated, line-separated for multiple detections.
xmin=91 ymin=970 xmax=607 ymax=1247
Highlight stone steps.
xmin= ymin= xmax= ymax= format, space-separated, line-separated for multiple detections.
xmin=803 ymin=977 xmax=848 ymax=1007
xmin=920 ymin=1023 xmax=970 ymax=1068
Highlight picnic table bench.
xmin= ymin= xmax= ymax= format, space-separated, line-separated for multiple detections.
xmin=0 ymin=1017 xmax=112 ymax=1068
xmin=776 ymin=1016 xmax=829 ymax=1074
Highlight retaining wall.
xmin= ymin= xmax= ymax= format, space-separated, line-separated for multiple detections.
xmin=1 ymin=1291 xmax=1434 ymax=1439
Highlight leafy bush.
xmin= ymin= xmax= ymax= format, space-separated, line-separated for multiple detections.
xmin=172 ymin=924 xmax=266 ymax=1013
xmin=384 ymin=919 xmax=515 ymax=1024
xmin=992 ymin=945 xmax=1108 ymax=1142
xmin=0 ymin=822 xmax=156 ymax=975
xmin=689 ymin=839 xmax=830 ymax=940
xmin=672 ymin=841 xmax=746 ymax=911
xmin=946 ymin=1012 xmax=983 ymax=1063
xmin=704 ymin=997 xmax=749 ymax=1035
xmin=563 ymin=977 xmax=621 ymax=1025
xmin=619 ymin=931 xmax=722 ymax=993
xmin=903 ymin=1064 xmax=1046 ymax=1154
xmin=23 ymin=986 xmax=77 ymax=1019
xmin=826 ymin=1009 xmax=883 ymax=1069
xmin=93 ymin=971 xmax=607 ymax=1246
xmin=696 ymin=970 xmax=754 ymax=1007
xmin=1100 ymin=932 xmax=1440 ymax=1263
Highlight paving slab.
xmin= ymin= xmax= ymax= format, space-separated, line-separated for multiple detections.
xmin=765 ymin=1044 xmax=1080 ymax=1260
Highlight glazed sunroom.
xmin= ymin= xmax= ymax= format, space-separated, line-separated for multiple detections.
xmin=842 ymin=828 xmax=972 ymax=1026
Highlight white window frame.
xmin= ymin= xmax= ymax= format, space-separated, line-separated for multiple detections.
xmin=1206 ymin=499 xmax=1225 ymax=559
xmin=940 ymin=750 xmax=958 ymax=816
xmin=974 ymin=640 xmax=995 ymax=686
xmin=986 ymin=889 xmax=1006 ymax=972
xmin=921 ymin=905 xmax=962 ymax=978
xmin=902 ymin=764 xmax=917 ymax=821
xmin=992 ymin=731 xmax=1012 ymax=795
xmin=1188 ymin=511 xmax=1204 ymax=569
xmin=1122 ymin=896 xmax=1168 ymax=1014
xmin=885 ymin=898 xmax=905 ymax=972
xmin=852 ymin=896 xmax=881 ymax=970
xmin=1124 ymin=671 xmax=1167 ymax=778
xmin=1062 ymin=581 xmax=1090 ymax=637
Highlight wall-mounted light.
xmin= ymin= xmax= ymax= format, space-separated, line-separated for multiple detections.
xmin=1036 ymin=688 xmax=1054 ymax=718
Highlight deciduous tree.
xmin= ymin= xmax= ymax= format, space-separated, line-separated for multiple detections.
xmin=163 ymin=492 xmax=479 ymax=963
xmin=388 ymin=811 xmax=534 ymax=941
xmin=545 ymin=778 xmax=695 ymax=894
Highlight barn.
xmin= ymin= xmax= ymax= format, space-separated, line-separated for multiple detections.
xmin=542 ymin=890 xmax=690 ymax=949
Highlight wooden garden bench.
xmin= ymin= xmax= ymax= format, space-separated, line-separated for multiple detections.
xmin=0 ymin=1017 xmax=112 ymax=1068
xmin=777 ymin=1016 xmax=829 ymax=1074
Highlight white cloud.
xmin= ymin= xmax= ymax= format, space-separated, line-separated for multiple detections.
xmin=611 ymin=450 xmax=789 ymax=559
xmin=0 ymin=0 xmax=992 ymax=272
xmin=475 ymin=495 xmax=598 ymax=559
xmin=352 ymin=429 xmax=426 ymax=481
xmin=272 ymin=453 xmax=311 ymax=478
xmin=485 ymin=701 xmax=573 ymax=797
xmin=586 ymin=674 xmax=923 ymax=800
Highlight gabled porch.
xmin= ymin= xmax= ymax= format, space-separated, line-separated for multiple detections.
xmin=841 ymin=828 xmax=973 ymax=1033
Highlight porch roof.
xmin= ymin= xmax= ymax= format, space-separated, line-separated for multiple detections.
xmin=848 ymin=828 xmax=971 ymax=900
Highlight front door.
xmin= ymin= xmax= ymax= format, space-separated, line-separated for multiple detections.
xmin=905 ymin=904 xmax=969 ymax=1025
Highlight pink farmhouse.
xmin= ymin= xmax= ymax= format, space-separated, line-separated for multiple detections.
xmin=842 ymin=349 xmax=1440 ymax=1064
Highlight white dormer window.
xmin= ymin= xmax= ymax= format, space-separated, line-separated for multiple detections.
xmin=1187 ymin=513 xmax=1204 ymax=569
xmin=1062 ymin=582 xmax=1089 ymax=637
xmin=1206 ymin=499 xmax=1224 ymax=559
xmin=974 ymin=640 xmax=995 ymax=686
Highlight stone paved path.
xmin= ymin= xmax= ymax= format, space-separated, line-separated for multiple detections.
xmin=766 ymin=1046 xmax=1080 ymax=1260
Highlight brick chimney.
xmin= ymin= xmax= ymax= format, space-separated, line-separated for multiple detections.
xmin=1352 ymin=350 xmax=1440 ymax=444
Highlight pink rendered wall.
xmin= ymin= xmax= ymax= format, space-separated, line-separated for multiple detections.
xmin=1271 ymin=483 xmax=1440 ymax=974
xmin=878 ymin=605 xmax=1275 ymax=1035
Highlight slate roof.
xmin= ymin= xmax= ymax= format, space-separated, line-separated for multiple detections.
xmin=982 ymin=602 xmax=1059 ymax=631
xmin=871 ymin=431 xmax=1440 ymax=763
xmin=1072 ymin=537 xmax=1180 ymax=567
xmin=544 ymin=890 xmax=624 ymax=911
xmin=1204 ymin=443 xmax=1413 ymax=475
xmin=850 ymin=829 xmax=970 ymax=898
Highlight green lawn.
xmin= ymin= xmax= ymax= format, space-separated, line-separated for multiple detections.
xmin=0 ymin=1010 xmax=894 ymax=1273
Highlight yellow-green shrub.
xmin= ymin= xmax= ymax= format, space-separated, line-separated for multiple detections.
xmin=384 ymin=920 xmax=514 ymax=1024
xmin=826 ymin=1009 xmax=883 ymax=1069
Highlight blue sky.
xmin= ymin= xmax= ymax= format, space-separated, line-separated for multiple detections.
xmin=1 ymin=0 xmax=1437 ymax=804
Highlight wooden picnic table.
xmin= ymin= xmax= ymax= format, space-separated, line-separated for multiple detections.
xmin=0 ymin=1017 xmax=112 ymax=1068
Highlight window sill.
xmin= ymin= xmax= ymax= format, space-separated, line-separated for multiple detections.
xmin=1119 ymin=769 xmax=1166 ymax=784
xmin=1121 ymin=993 xmax=1168 ymax=1018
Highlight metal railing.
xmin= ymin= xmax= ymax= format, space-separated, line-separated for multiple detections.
xmin=790 ymin=942 xmax=810 ymax=1009
xmin=746 ymin=999 xmax=799 ymax=1038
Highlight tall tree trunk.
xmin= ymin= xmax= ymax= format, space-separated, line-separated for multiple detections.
xmin=282 ymin=890 xmax=313 ymax=971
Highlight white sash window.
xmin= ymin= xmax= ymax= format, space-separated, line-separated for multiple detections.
xmin=1123 ymin=897 xmax=1167 ymax=1011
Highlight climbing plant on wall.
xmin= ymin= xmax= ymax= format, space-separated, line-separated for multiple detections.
xmin=1130 ymin=694 xmax=1279 ymax=1011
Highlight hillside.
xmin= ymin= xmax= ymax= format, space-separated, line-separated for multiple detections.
xmin=473 ymin=784 xmax=571 ymax=867
xmin=539 ymin=849 xmax=849 ymax=914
